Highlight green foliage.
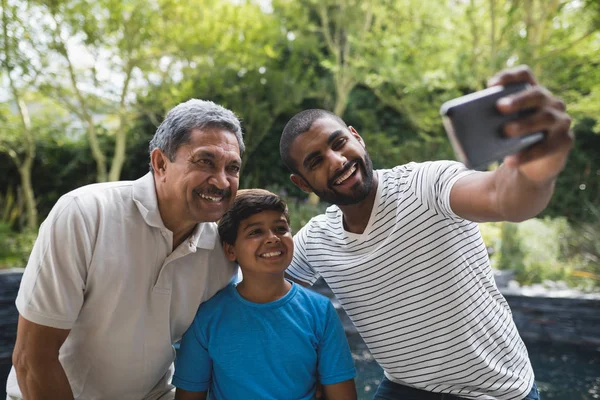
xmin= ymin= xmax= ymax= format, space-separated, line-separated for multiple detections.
xmin=483 ymin=217 xmax=598 ymax=289
xmin=0 ymin=188 xmax=22 ymax=229
xmin=1 ymin=0 xmax=598 ymax=284
xmin=0 ymin=223 xmax=36 ymax=269
xmin=541 ymin=118 xmax=600 ymax=222
xmin=497 ymin=222 xmax=526 ymax=273
xmin=284 ymin=196 xmax=328 ymax=234
xmin=563 ymin=202 xmax=600 ymax=289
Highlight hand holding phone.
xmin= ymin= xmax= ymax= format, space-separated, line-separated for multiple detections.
xmin=440 ymin=83 xmax=545 ymax=170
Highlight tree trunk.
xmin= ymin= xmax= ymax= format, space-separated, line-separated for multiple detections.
xmin=108 ymin=64 xmax=134 ymax=182
xmin=19 ymin=164 xmax=38 ymax=230
xmin=2 ymin=2 xmax=38 ymax=228
xmin=88 ymin=122 xmax=108 ymax=182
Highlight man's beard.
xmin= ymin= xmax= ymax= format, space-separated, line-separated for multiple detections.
xmin=310 ymin=152 xmax=374 ymax=206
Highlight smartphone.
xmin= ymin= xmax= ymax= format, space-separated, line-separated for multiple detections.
xmin=440 ymin=83 xmax=545 ymax=170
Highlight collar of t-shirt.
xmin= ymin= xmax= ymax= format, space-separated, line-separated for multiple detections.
xmin=132 ymin=172 xmax=216 ymax=250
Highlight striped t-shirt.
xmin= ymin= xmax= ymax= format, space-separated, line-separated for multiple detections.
xmin=287 ymin=161 xmax=534 ymax=400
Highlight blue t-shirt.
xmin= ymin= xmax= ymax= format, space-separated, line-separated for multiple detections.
xmin=172 ymin=281 xmax=356 ymax=399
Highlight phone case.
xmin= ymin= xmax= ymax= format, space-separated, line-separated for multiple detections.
xmin=440 ymin=83 xmax=544 ymax=170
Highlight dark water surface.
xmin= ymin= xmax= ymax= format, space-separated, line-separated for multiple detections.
xmin=348 ymin=331 xmax=600 ymax=400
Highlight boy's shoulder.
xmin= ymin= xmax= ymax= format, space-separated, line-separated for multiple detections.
xmin=293 ymin=283 xmax=334 ymax=311
xmin=195 ymin=283 xmax=236 ymax=316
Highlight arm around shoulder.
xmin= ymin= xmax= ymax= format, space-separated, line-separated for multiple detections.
xmin=12 ymin=315 xmax=73 ymax=399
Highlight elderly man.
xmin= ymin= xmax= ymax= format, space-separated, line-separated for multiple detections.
xmin=6 ymin=99 xmax=244 ymax=399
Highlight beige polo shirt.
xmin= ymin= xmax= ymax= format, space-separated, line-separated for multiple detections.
xmin=6 ymin=173 xmax=237 ymax=400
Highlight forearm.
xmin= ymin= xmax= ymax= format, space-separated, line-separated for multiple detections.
xmin=493 ymin=163 xmax=555 ymax=222
xmin=15 ymin=358 xmax=73 ymax=400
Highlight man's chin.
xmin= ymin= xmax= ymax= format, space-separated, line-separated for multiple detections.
xmin=192 ymin=206 xmax=228 ymax=223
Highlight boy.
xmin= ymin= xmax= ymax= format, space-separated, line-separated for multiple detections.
xmin=172 ymin=189 xmax=357 ymax=400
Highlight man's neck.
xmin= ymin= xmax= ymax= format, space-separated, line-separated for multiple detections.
xmin=154 ymin=181 xmax=196 ymax=251
xmin=338 ymin=172 xmax=379 ymax=234
xmin=236 ymin=273 xmax=291 ymax=304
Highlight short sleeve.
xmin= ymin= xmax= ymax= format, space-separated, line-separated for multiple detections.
xmin=172 ymin=314 xmax=212 ymax=392
xmin=406 ymin=161 xmax=476 ymax=218
xmin=317 ymin=301 xmax=356 ymax=385
xmin=16 ymin=195 xmax=93 ymax=329
xmin=286 ymin=224 xmax=320 ymax=286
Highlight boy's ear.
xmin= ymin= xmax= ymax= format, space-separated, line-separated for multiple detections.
xmin=290 ymin=174 xmax=313 ymax=194
xmin=223 ymin=242 xmax=237 ymax=262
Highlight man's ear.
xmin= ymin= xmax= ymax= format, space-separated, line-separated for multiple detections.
xmin=223 ymin=242 xmax=237 ymax=262
xmin=348 ymin=126 xmax=366 ymax=148
xmin=150 ymin=148 xmax=169 ymax=180
xmin=290 ymin=174 xmax=313 ymax=194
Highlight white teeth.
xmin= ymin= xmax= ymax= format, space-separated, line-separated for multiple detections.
xmin=335 ymin=164 xmax=357 ymax=185
xmin=260 ymin=251 xmax=282 ymax=258
xmin=198 ymin=192 xmax=222 ymax=202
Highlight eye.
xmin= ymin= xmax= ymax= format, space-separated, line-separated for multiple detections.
xmin=228 ymin=165 xmax=241 ymax=174
xmin=332 ymin=138 xmax=346 ymax=150
xmin=309 ymin=157 xmax=322 ymax=170
xmin=195 ymin=158 xmax=213 ymax=166
xmin=248 ymin=229 xmax=262 ymax=237
xmin=276 ymin=226 xmax=290 ymax=234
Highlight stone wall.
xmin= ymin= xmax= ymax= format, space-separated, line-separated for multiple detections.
xmin=504 ymin=294 xmax=600 ymax=346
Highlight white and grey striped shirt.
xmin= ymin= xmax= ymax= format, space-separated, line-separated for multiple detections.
xmin=287 ymin=161 xmax=534 ymax=400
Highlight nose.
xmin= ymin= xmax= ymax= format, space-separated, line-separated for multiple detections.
xmin=265 ymin=230 xmax=281 ymax=245
xmin=328 ymin=149 xmax=347 ymax=173
xmin=208 ymin=169 xmax=229 ymax=190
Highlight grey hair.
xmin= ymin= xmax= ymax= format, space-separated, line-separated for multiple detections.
xmin=149 ymin=99 xmax=244 ymax=166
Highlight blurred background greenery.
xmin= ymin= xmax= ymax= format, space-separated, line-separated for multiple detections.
xmin=0 ymin=0 xmax=599 ymax=290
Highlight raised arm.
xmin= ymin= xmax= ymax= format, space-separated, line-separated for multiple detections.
xmin=12 ymin=316 xmax=73 ymax=399
xmin=450 ymin=65 xmax=572 ymax=223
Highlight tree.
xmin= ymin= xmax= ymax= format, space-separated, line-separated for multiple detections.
xmin=137 ymin=0 xmax=319 ymax=182
xmin=275 ymin=0 xmax=394 ymax=117
xmin=30 ymin=0 xmax=163 ymax=182
xmin=1 ymin=0 xmax=39 ymax=229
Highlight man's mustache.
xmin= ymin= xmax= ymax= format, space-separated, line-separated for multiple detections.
xmin=195 ymin=187 xmax=232 ymax=198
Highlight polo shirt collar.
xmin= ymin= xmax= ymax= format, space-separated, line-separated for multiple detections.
xmin=132 ymin=172 xmax=217 ymax=250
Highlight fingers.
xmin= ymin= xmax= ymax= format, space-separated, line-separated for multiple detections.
xmin=496 ymin=86 xmax=553 ymax=114
xmin=488 ymin=65 xmax=538 ymax=87
xmin=489 ymin=65 xmax=574 ymax=182
xmin=502 ymin=105 xmax=568 ymax=138
xmin=504 ymin=127 xmax=573 ymax=170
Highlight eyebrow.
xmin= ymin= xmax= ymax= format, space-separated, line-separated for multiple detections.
xmin=191 ymin=150 xmax=215 ymax=160
xmin=191 ymin=150 xmax=241 ymax=165
xmin=241 ymin=219 xmax=288 ymax=232
xmin=302 ymin=130 xmax=344 ymax=170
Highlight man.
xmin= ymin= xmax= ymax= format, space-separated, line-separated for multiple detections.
xmin=280 ymin=66 xmax=571 ymax=400
xmin=6 ymin=99 xmax=244 ymax=399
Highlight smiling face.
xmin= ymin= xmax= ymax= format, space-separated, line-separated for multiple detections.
xmin=223 ymin=210 xmax=293 ymax=277
xmin=153 ymin=127 xmax=242 ymax=228
xmin=289 ymin=117 xmax=375 ymax=206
